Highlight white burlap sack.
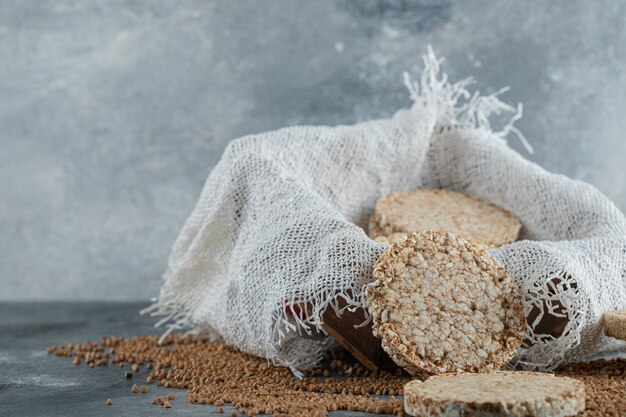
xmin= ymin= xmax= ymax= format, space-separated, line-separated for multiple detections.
xmin=146 ymin=48 xmax=626 ymax=373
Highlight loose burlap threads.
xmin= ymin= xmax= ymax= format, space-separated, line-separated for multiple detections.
xmin=145 ymin=48 xmax=626 ymax=373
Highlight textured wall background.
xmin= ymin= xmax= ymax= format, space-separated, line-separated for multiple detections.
xmin=2 ymin=0 xmax=625 ymax=300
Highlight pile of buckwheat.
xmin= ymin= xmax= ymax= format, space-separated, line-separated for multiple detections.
xmin=559 ymin=359 xmax=626 ymax=417
xmin=48 ymin=335 xmax=626 ymax=416
xmin=48 ymin=334 xmax=406 ymax=417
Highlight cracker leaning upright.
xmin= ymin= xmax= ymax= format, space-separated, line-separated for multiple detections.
xmin=604 ymin=310 xmax=626 ymax=341
xmin=366 ymin=231 xmax=525 ymax=377
xmin=368 ymin=189 xmax=521 ymax=247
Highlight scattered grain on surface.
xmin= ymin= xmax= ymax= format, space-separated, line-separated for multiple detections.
xmin=48 ymin=334 xmax=625 ymax=416
xmin=559 ymin=358 xmax=626 ymax=417
xmin=49 ymin=334 xmax=406 ymax=416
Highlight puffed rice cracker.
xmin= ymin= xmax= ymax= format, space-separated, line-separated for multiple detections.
xmin=404 ymin=371 xmax=585 ymax=417
xmin=368 ymin=189 xmax=521 ymax=247
xmin=367 ymin=231 xmax=525 ymax=377
xmin=604 ymin=310 xmax=626 ymax=341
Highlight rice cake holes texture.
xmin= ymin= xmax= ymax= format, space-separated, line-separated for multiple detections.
xmin=368 ymin=189 xmax=521 ymax=247
xmin=404 ymin=371 xmax=585 ymax=417
xmin=604 ymin=310 xmax=626 ymax=341
xmin=367 ymin=231 xmax=525 ymax=377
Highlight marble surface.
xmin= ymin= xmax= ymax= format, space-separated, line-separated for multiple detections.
xmin=2 ymin=1 xmax=626 ymax=300
xmin=0 ymin=302 xmax=387 ymax=417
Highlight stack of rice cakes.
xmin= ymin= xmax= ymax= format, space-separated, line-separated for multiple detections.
xmin=366 ymin=189 xmax=586 ymax=416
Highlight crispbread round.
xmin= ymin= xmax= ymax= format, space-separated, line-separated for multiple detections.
xmin=366 ymin=231 xmax=525 ymax=377
xmin=604 ymin=310 xmax=626 ymax=341
xmin=368 ymin=189 xmax=521 ymax=247
xmin=404 ymin=372 xmax=585 ymax=417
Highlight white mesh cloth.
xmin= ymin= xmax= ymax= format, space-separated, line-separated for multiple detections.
xmin=145 ymin=48 xmax=626 ymax=373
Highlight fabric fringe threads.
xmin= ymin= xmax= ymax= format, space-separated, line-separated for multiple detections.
xmin=48 ymin=335 xmax=626 ymax=416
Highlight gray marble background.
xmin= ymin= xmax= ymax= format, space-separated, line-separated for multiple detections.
xmin=2 ymin=1 xmax=625 ymax=300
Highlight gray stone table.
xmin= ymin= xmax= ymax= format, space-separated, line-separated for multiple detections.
xmin=0 ymin=302 xmax=384 ymax=417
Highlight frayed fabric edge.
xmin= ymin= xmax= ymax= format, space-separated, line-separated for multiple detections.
xmin=405 ymin=45 xmax=533 ymax=154
xmin=140 ymin=290 xmax=219 ymax=346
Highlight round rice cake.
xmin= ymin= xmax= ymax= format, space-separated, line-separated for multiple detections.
xmin=404 ymin=372 xmax=585 ymax=417
xmin=604 ymin=310 xmax=626 ymax=341
xmin=368 ymin=189 xmax=521 ymax=247
xmin=366 ymin=231 xmax=525 ymax=377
